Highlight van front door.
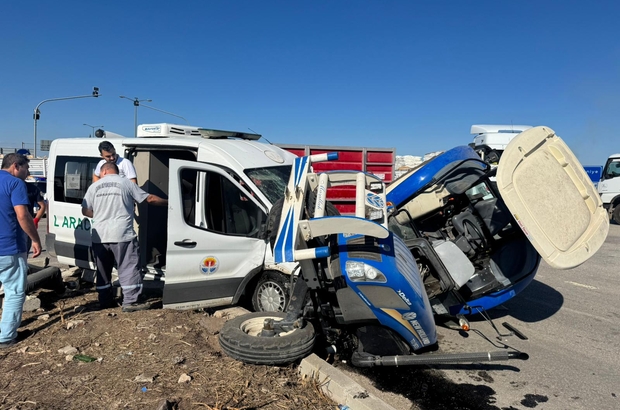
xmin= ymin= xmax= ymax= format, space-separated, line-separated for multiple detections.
xmin=164 ymin=159 xmax=268 ymax=309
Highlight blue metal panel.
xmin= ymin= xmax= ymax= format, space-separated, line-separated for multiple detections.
xmin=449 ymin=271 xmax=537 ymax=316
xmin=387 ymin=146 xmax=482 ymax=208
xmin=337 ymin=232 xmax=437 ymax=351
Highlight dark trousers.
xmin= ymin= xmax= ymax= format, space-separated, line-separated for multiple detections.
xmin=92 ymin=239 xmax=142 ymax=306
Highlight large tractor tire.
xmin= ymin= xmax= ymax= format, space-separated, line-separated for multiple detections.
xmin=305 ymin=189 xmax=341 ymax=220
xmin=266 ymin=191 xmax=340 ymax=251
xmin=219 ymin=312 xmax=316 ymax=365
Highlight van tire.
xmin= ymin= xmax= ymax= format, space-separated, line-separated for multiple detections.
xmin=613 ymin=205 xmax=620 ymax=225
xmin=219 ymin=312 xmax=316 ymax=365
xmin=251 ymin=271 xmax=290 ymax=312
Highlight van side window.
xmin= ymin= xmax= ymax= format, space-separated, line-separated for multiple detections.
xmin=180 ymin=169 xmax=265 ymax=238
xmin=53 ymin=156 xmax=100 ymax=204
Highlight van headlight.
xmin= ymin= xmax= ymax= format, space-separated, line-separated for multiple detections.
xmin=345 ymin=261 xmax=386 ymax=282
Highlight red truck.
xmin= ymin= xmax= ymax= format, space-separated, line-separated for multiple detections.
xmin=276 ymin=144 xmax=396 ymax=214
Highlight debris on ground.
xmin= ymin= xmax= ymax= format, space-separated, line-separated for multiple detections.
xmin=0 ymin=286 xmax=336 ymax=410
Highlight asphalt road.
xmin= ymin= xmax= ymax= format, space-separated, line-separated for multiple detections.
xmin=444 ymin=223 xmax=620 ymax=409
xmin=345 ymin=223 xmax=620 ymax=410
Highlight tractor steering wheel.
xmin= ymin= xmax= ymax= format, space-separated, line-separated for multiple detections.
xmin=462 ymin=218 xmax=488 ymax=254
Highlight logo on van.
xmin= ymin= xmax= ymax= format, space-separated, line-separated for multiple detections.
xmin=141 ymin=125 xmax=161 ymax=133
xmin=200 ymin=256 xmax=219 ymax=275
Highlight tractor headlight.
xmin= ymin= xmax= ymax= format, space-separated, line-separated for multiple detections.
xmin=345 ymin=261 xmax=386 ymax=282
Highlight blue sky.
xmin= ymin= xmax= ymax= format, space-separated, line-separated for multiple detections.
xmin=1 ymin=1 xmax=618 ymax=165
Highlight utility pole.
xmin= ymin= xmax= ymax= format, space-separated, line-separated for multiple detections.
xmin=34 ymin=87 xmax=99 ymax=156
xmin=120 ymin=96 xmax=152 ymax=137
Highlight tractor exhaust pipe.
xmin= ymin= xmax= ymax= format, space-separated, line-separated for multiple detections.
xmin=351 ymin=350 xmax=528 ymax=367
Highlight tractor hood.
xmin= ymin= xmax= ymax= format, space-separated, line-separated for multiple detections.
xmin=387 ymin=146 xmax=484 ymax=209
xmin=496 ymin=126 xmax=609 ymax=269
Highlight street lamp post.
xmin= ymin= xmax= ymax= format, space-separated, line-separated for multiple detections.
xmin=119 ymin=96 xmax=151 ymax=137
xmin=33 ymin=87 xmax=99 ymax=157
xmin=83 ymin=123 xmax=104 ymax=138
xmin=140 ymin=103 xmax=189 ymax=124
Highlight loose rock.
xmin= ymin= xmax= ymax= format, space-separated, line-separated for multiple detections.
xmin=58 ymin=345 xmax=78 ymax=355
xmin=134 ymin=374 xmax=155 ymax=383
xmin=66 ymin=320 xmax=85 ymax=330
xmin=23 ymin=296 xmax=41 ymax=312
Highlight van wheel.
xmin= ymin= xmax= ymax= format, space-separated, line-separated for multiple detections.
xmin=613 ymin=205 xmax=620 ymax=225
xmin=219 ymin=312 xmax=315 ymax=365
xmin=252 ymin=271 xmax=290 ymax=312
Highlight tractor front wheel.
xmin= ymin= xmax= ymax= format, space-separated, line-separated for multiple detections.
xmin=219 ymin=312 xmax=315 ymax=365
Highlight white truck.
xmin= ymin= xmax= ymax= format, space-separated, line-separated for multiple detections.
xmin=46 ymin=123 xmax=299 ymax=311
xmin=597 ymin=153 xmax=620 ymax=223
xmin=470 ymin=124 xmax=533 ymax=163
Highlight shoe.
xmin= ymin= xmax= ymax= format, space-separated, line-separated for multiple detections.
xmin=0 ymin=339 xmax=16 ymax=349
xmin=99 ymin=301 xmax=116 ymax=310
xmin=122 ymin=302 xmax=151 ymax=313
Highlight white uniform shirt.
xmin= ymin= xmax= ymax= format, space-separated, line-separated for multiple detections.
xmin=82 ymin=174 xmax=149 ymax=243
xmin=94 ymin=156 xmax=137 ymax=180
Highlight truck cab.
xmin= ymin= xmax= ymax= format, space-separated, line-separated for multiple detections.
xmin=598 ymin=153 xmax=620 ymax=223
xmin=470 ymin=124 xmax=533 ymax=164
xmin=46 ymin=123 xmax=297 ymax=311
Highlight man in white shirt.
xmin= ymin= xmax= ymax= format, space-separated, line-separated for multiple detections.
xmin=92 ymin=141 xmax=137 ymax=183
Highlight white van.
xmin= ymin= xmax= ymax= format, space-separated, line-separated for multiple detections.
xmin=46 ymin=123 xmax=297 ymax=311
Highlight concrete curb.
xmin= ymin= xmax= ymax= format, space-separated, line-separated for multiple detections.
xmin=299 ymin=354 xmax=397 ymax=410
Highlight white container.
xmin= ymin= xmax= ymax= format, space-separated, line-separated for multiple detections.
xmin=433 ymin=240 xmax=475 ymax=289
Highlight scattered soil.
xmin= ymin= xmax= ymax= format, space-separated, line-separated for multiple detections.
xmin=0 ymin=285 xmax=335 ymax=410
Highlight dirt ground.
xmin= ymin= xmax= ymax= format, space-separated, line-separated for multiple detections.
xmin=0 ymin=283 xmax=336 ymax=410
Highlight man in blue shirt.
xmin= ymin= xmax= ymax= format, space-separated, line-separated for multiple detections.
xmin=0 ymin=153 xmax=42 ymax=348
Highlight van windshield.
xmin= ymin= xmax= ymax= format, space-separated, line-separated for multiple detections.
xmin=603 ymin=158 xmax=620 ymax=179
xmin=245 ymin=165 xmax=291 ymax=205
